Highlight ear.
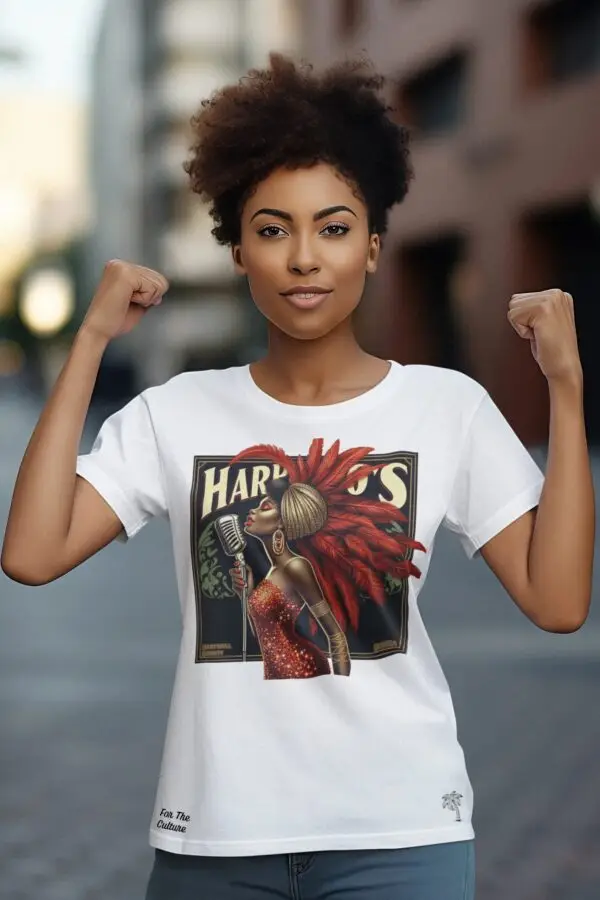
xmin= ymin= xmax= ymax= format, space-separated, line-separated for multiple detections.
xmin=366 ymin=233 xmax=380 ymax=274
xmin=232 ymin=245 xmax=246 ymax=275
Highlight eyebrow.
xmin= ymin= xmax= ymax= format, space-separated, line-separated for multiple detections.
xmin=249 ymin=205 xmax=358 ymax=223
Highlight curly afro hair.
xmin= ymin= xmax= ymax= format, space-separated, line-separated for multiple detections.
xmin=184 ymin=53 xmax=413 ymax=247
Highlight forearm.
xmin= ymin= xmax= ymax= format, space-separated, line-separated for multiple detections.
xmin=329 ymin=631 xmax=351 ymax=676
xmin=528 ymin=375 xmax=595 ymax=630
xmin=313 ymin=604 xmax=351 ymax=675
xmin=2 ymin=327 xmax=108 ymax=569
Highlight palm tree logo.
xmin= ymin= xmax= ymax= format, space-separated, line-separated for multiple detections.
xmin=442 ymin=791 xmax=463 ymax=822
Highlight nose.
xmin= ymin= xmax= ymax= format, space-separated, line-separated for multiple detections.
xmin=288 ymin=236 xmax=320 ymax=276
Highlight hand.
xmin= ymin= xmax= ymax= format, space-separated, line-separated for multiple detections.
xmin=230 ymin=559 xmax=254 ymax=599
xmin=508 ymin=289 xmax=583 ymax=384
xmin=80 ymin=259 xmax=169 ymax=342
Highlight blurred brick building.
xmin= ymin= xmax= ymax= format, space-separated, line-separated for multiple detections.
xmin=298 ymin=0 xmax=600 ymax=443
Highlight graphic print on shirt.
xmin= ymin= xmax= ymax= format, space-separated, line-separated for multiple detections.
xmin=190 ymin=439 xmax=426 ymax=678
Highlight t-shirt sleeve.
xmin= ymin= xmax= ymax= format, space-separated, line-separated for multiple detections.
xmin=443 ymin=390 xmax=545 ymax=559
xmin=76 ymin=393 xmax=168 ymax=541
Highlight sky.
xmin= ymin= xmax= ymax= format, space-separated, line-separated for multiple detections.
xmin=0 ymin=0 xmax=105 ymax=98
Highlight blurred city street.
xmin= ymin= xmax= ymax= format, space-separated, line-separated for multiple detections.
xmin=2 ymin=1 xmax=600 ymax=896
xmin=1 ymin=390 xmax=599 ymax=900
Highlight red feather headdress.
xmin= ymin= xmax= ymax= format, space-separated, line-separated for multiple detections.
xmin=231 ymin=439 xmax=426 ymax=633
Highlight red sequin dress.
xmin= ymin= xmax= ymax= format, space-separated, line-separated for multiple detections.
xmin=248 ymin=580 xmax=331 ymax=679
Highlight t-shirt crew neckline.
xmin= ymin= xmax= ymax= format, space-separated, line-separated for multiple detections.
xmin=236 ymin=360 xmax=403 ymax=421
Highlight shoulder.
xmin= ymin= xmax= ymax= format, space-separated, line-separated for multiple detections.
xmin=402 ymin=364 xmax=485 ymax=400
xmin=141 ymin=365 xmax=245 ymax=412
xmin=283 ymin=555 xmax=317 ymax=583
xmin=401 ymin=364 xmax=487 ymax=418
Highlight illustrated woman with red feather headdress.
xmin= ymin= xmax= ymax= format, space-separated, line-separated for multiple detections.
xmin=230 ymin=438 xmax=425 ymax=680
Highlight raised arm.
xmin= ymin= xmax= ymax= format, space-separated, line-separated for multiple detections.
xmin=482 ymin=289 xmax=594 ymax=632
xmin=1 ymin=260 xmax=168 ymax=585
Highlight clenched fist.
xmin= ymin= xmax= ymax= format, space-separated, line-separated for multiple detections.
xmin=80 ymin=260 xmax=169 ymax=342
xmin=508 ymin=288 xmax=582 ymax=384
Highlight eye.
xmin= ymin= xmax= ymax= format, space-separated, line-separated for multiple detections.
xmin=257 ymin=225 xmax=287 ymax=238
xmin=259 ymin=499 xmax=274 ymax=510
xmin=321 ymin=222 xmax=351 ymax=237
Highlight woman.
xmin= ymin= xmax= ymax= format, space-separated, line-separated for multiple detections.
xmin=233 ymin=481 xmax=347 ymax=679
xmin=231 ymin=446 xmax=425 ymax=680
xmin=2 ymin=53 xmax=593 ymax=900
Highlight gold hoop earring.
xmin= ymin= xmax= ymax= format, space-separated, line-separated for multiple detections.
xmin=272 ymin=528 xmax=285 ymax=556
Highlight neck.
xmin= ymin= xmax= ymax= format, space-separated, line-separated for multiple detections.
xmin=253 ymin=319 xmax=378 ymax=401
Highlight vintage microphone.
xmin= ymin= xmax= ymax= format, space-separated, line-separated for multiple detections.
xmin=214 ymin=514 xmax=249 ymax=660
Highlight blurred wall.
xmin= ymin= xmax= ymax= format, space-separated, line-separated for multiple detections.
xmin=298 ymin=0 xmax=600 ymax=444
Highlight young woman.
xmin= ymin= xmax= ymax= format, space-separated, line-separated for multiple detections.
xmin=2 ymin=54 xmax=594 ymax=900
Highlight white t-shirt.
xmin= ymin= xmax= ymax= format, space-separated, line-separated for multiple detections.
xmin=76 ymin=361 xmax=544 ymax=856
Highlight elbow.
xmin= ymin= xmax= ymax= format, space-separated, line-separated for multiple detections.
xmin=522 ymin=580 xmax=592 ymax=634
xmin=534 ymin=605 xmax=590 ymax=634
xmin=542 ymin=617 xmax=587 ymax=634
xmin=1 ymin=552 xmax=56 ymax=586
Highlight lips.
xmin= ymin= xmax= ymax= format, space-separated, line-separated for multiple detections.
xmin=282 ymin=291 xmax=332 ymax=310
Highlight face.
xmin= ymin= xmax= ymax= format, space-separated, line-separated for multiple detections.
xmin=244 ymin=495 xmax=282 ymax=537
xmin=233 ymin=162 xmax=380 ymax=341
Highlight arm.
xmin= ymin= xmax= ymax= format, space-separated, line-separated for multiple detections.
xmin=481 ymin=376 xmax=594 ymax=632
xmin=481 ymin=290 xmax=594 ymax=632
xmin=1 ymin=260 xmax=168 ymax=585
xmin=1 ymin=328 xmax=119 ymax=584
xmin=285 ymin=557 xmax=351 ymax=676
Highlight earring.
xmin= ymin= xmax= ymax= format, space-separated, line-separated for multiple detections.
xmin=272 ymin=528 xmax=285 ymax=556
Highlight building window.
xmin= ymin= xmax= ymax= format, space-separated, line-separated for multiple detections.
xmin=525 ymin=0 xmax=600 ymax=86
xmin=398 ymin=234 xmax=469 ymax=372
xmin=398 ymin=52 xmax=468 ymax=138
xmin=338 ymin=0 xmax=363 ymax=38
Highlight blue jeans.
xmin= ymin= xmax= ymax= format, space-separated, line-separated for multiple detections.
xmin=145 ymin=840 xmax=475 ymax=899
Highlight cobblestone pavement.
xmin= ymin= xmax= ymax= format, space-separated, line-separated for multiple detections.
xmin=1 ymin=393 xmax=599 ymax=899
